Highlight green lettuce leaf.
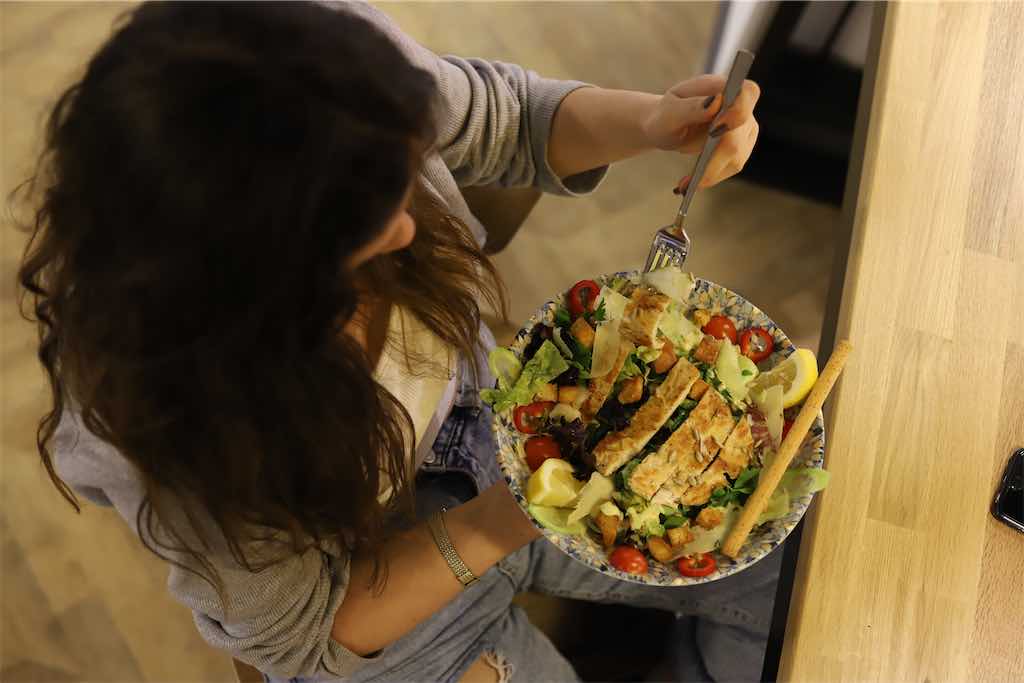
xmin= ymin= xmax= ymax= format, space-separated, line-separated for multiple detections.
xmin=480 ymin=340 xmax=569 ymax=412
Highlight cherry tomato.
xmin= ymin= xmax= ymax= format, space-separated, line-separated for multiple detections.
xmin=513 ymin=401 xmax=555 ymax=434
xmin=568 ymin=279 xmax=601 ymax=318
xmin=781 ymin=419 xmax=795 ymax=442
xmin=702 ymin=315 xmax=738 ymax=344
xmin=524 ymin=436 xmax=562 ymax=471
xmin=609 ymin=546 xmax=649 ymax=575
xmin=739 ymin=327 xmax=775 ymax=363
xmin=678 ymin=552 xmax=717 ymax=577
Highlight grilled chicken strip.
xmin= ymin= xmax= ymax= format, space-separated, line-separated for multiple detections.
xmin=620 ymin=287 xmax=671 ymax=349
xmin=592 ymin=358 xmax=700 ymax=476
xmin=628 ymin=389 xmax=731 ymax=499
xmin=663 ymin=403 xmax=745 ymax=505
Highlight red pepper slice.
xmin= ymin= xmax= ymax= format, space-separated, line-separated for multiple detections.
xmin=739 ymin=327 xmax=775 ymax=363
xmin=512 ymin=401 xmax=555 ymax=434
xmin=568 ymin=279 xmax=601 ymax=318
xmin=781 ymin=419 xmax=795 ymax=442
xmin=678 ymin=552 xmax=717 ymax=577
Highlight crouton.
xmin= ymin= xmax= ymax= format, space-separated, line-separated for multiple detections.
xmin=689 ymin=379 xmax=709 ymax=399
xmin=692 ymin=309 xmax=712 ymax=329
xmin=617 ymin=376 xmax=644 ymax=405
xmin=558 ymin=385 xmax=587 ymax=406
xmin=647 ymin=536 xmax=673 ymax=563
xmin=595 ymin=512 xmax=620 ymax=548
xmin=693 ymin=334 xmax=722 ymax=365
xmin=667 ymin=525 xmax=695 ymax=548
xmin=652 ymin=339 xmax=678 ymax=374
xmin=570 ymin=317 xmax=595 ymax=349
xmin=696 ymin=507 xmax=725 ymax=530
xmin=534 ymin=383 xmax=557 ymax=402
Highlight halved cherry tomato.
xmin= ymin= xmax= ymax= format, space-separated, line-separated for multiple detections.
xmin=568 ymin=279 xmax=601 ymax=318
xmin=678 ymin=552 xmax=717 ymax=577
xmin=513 ymin=401 xmax=555 ymax=434
xmin=781 ymin=419 xmax=795 ymax=442
xmin=609 ymin=546 xmax=649 ymax=575
xmin=739 ymin=327 xmax=775 ymax=363
xmin=524 ymin=435 xmax=562 ymax=471
xmin=702 ymin=315 xmax=738 ymax=344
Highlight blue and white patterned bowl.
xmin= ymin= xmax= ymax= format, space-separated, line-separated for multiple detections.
xmin=493 ymin=271 xmax=825 ymax=586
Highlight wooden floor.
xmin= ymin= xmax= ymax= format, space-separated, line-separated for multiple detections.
xmin=0 ymin=2 xmax=837 ymax=680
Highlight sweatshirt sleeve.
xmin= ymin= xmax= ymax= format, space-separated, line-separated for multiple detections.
xmin=345 ymin=1 xmax=608 ymax=196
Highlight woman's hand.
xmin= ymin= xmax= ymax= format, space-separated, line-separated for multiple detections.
xmin=641 ymin=74 xmax=761 ymax=192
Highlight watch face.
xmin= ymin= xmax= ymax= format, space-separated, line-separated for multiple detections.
xmin=994 ymin=449 xmax=1024 ymax=533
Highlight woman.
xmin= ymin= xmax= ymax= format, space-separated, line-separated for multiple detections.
xmin=19 ymin=2 xmax=771 ymax=681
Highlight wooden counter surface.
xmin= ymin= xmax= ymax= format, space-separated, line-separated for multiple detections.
xmin=780 ymin=2 xmax=1024 ymax=681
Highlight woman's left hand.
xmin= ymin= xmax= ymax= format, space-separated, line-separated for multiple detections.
xmin=641 ymin=74 xmax=761 ymax=193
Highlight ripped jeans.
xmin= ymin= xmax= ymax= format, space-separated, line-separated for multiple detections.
xmin=276 ymin=353 xmax=781 ymax=683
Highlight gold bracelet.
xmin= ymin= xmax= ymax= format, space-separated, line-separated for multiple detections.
xmin=426 ymin=507 xmax=479 ymax=588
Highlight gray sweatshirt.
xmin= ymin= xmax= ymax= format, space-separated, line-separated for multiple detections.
xmin=53 ymin=2 xmax=605 ymax=678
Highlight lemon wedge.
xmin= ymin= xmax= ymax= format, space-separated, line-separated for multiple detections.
xmin=526 ymin=458 xmax=583 ymax=507
xmin=747 ymin=348 xmax=818 ymax=408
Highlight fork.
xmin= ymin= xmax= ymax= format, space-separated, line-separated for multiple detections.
xmin=644 ymin=49 xmax=756 ymax=272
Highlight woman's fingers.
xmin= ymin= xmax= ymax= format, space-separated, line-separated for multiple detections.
xmin=714 ymin=80 xmax=761 ymax=133
xmin=662 ymin=77 xmax=761 ymax=189
xmin=698 ymin=117 xmax=758 ymax=187
xmin=668 ymin=74 xmax=727 ymax=99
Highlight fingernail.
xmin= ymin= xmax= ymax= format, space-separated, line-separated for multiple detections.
xmin=710 ymin=123 xmax=729 ymax=138
xmin=702 ymin=95 xmax=715 ymax=109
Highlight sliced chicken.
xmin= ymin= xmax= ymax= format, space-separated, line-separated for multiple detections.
xmin=628 ymin=388 xmax=730 ymax=499
xmin=592 ymin=358 xmax=700 ymax=476
xmin=679 ymin=458 xmax=728 ymax=506
xmin=663 ymin=402 xmax=737 ymax=501
xmin=716 ymin=414 xmax=754 ymax=478
xmin=620 ymin=287 xmax=671 ymax=348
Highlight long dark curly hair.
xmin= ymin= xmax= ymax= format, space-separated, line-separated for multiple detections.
xmin=15 ymin=1 xmax=504 ymax=595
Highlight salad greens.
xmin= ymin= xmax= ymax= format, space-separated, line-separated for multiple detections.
xmin=709 ymin=466 xmax=761 ymax=508
xmin=480 ymin=340 xmax=568 ymax=412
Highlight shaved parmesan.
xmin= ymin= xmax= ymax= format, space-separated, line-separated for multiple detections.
xmin=568 ymin=472 xmax=615 ymax=523
xmin=597 ymin=286 xmax=630 ymax=321
xmin=589 ymin=319 xmax=622 ymax=379
xmin=752 ymin=384 xmax=784 ymax=449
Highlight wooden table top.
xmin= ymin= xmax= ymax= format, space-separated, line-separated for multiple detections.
xmin=779 ymin=2 xmax=1024 ymax=681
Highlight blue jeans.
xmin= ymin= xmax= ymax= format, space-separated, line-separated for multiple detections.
xmin=278 ymin=348 xmax=781 ymax=682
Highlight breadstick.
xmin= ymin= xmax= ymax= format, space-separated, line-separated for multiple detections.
xmin=721 ymin=339 xmax=853 ymax=559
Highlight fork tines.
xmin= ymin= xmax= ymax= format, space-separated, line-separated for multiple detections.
xmin=644 ymin=227 xmax=691 ymax=272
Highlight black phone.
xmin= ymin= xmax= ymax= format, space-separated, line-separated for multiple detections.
xmin=992 ymin=448 xmax=1024 ymax=534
